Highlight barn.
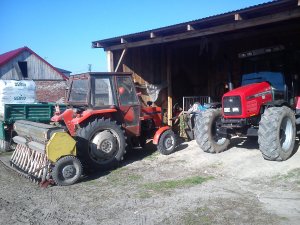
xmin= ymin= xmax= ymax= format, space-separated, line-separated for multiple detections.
xmin=92 ymin=0 xmax=300 ymax=124
xmin=0 ymin=47 xmax=68 ymax=102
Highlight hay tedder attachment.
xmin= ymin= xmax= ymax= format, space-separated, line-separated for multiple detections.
xmin=10 ymin=120 xmax=82 ymax=186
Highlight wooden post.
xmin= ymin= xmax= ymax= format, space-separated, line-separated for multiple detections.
xmin=107 ymin=51 xmax=114 ymax=72
xmin=114 ymin=49 xmax=127 ymax=72
xmin=167 ymin=48 xmax=172 ymax=126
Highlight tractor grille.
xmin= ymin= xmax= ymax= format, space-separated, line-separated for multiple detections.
xmin=223 ymin=96 xmax=242 ymax=116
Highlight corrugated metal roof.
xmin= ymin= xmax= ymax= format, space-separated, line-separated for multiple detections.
xmin=0 ymin=47 xmax=68 ymax=80
xmin=93 ymin=0 xmax=299 ymax=49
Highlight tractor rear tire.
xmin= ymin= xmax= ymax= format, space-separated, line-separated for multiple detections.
xmin=157 ymin=129 xmax=176 ymax=155
xmin=194 ymin=109 xmax=230 ymax=153
xmin=76 ymin=118 xmax=126 ymax=171
xmin=258 ymin=106 xmax=296 ymax=161
xmin=52 ymin=156 xmax=82 ymax=186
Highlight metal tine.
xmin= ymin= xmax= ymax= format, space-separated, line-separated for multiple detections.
xmin=35 ymin=153 xmax=42 ymax=177
xmin=30 ymin=152 xmax=39 ymax=175
xmin=34 ymin=153 xmax=42 ymax=177
xmin=28 ymin=151 xmax=38 ymax=174
xmin=25 ymin=149 xmax=35 ymax=172
xmin=38 ymin=156 xmax=48 ymax=178
xmin=24 ymin=148 xmax=32 ymax=171
xmin=10 ymin=145 xmax=19 ymax=162
xmin=15 ymin=145 xmax=25 ymax=166
xmin=11 ymin=145 xmax=21 ymax=164
xmin=20 ymin=147 xmax=30 ymax=170
xmin=37 ymin=157 xmax=45 ymax=178
xmin=18 ymin=145 xmax=27 ymax=167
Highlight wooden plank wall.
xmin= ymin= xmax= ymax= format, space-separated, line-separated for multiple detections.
xmin=0 ymin=50 xmax=64 ymax=80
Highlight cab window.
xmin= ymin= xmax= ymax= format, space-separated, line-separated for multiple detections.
xmin=116 ymin=77 xmax=139 ymax=105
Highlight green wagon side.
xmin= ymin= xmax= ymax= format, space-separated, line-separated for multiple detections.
xmin=0 ymin=103 xmax=66 ymax=151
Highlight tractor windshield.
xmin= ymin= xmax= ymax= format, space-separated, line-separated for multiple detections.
xmin=92 ymin=77 xmax=116 ymax=106
xmin=69 ymin=79 xmax=89 ymax=103
xmin=241 ymin=72 xmax=285 ymax=91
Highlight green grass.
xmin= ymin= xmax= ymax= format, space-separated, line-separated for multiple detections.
xmin=182 ymin=207 xmax=212 ymax=225
xmin=273 ymin=168 xmax=300 ymax=183
xmin=138 ymin=176 xmax=214 ymax=198
xmin=106 ymin=167 xmax=143 ymax=185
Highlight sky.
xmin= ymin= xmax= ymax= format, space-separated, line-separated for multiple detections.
xmin=0 ymin=0 xmax=269 ymax=74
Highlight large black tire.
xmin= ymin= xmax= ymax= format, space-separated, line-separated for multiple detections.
xmin=157 ymin=129 xmax=176 ymax=155
xmin=76 ymin=118 xmax=126 ymax=170
xmin=52 ymin=156 xmax=82 ymax=186
xmin=194 ymin=109 xmax=230 ymax=153
xmin=258 ymin=106 xmax=296 ymax=161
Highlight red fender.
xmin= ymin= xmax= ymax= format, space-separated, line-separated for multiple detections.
xmin=51 ymin=108 xmax=117 ymax=136
xmin=153 ymin=126 xmax=171 ymax=145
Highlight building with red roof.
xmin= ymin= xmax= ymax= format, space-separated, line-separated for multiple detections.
xmin=0 ymin=47 xmax=69 ymax=102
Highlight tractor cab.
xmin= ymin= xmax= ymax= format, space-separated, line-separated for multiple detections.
xmin=67 ymin=72 xmax=139 ymax=109
xmin=67 ymin=72 xmax=141 ymax=136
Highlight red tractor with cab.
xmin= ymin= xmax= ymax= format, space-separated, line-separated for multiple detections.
xmin=195 ymin=70 xmax=300 ymax=161
xmin=52 ymin=72 xmax=177 ymax=170
xmin=10 ymin=72 xmax=177 ymax=186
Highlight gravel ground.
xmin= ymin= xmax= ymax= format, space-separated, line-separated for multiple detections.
xmin=0 ymin=137 xmax=300 ymax=225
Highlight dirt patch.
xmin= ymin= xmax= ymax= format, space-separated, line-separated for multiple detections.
xmin=0 ymin=138 xmax=299 ymax=225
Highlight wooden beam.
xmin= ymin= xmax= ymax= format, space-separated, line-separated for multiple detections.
xmin=234 ymin=13 xmax=243 ymax=21
xmin=121 ymin=38 xmax=127 ymax=44
xmin=106 ymin=51 xmax=114 ymax=72
xmin=150 ymin=32 xmax=156 ymax=38
xmin=104 ymin=8 xmax=300 ymax=51
xmin=114 ymin=49 xmax=127 ymax=72
xmin=166 ymin=48 xmax=172 ymax=126
xmin=187 ymin=24 xmax=195 ymax=31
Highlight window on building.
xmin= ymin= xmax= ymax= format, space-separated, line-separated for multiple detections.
xmin=18 ymin=61 xmax=28 ymax=78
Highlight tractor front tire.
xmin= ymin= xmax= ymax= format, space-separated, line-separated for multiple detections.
xmin=194 ymin=109 xmax=230 ymax=153
xmin=76 ymin=118 xmax=126 ymax=171
xmin=258 ymin=106 xmax=296 ymax=161
xmin=52 ymin=156 xmax=82 ymax=186
xmin=157 ymin=129 xmax=176 ymax=155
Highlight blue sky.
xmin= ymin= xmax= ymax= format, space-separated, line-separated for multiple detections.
xmin=0 ymin=0 xmax=268 ymax=74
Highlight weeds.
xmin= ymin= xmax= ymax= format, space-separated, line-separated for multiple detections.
xmin=106 ymin=167 xmax=143 ymax=185
xmin=139 ymin=176 xmax=213 ymax=198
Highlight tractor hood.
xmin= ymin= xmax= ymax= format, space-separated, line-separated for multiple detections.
xmin=224 ymin=82 xmax=271 ymax=98
xmin=222 ymin=81 xmax=273 ymax=118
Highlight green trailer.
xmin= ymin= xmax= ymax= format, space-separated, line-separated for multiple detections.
xmin=0 ymin=103 xmax=66 ymax=151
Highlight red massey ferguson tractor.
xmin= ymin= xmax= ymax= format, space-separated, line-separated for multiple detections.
xmin=51 ymin=72 xmax=176 ymax=170
xmin=195 ymin=71 xmax=300 ymax=161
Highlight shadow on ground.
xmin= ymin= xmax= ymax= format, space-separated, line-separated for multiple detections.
xmin=80 ymin=136 xmax=189 ymax=184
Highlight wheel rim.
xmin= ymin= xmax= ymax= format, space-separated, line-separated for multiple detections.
xmin=89 ymin=130 xmax=119 ymax=163
xmin=99 ymin=139 xmax=113 ymax=153
xmin=163 ymin=134 xmax=175 ymax=151
xmin=62 ymin=165 xmax=76 ymax=179
xmin=280 ymin=117 xmax=293 ymax=152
